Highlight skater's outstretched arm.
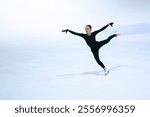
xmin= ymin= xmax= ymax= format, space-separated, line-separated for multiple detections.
xmin=62 ymin=29 xmax=84 ymax=37
xmin=94 ymin=22 xmax=114 ymax=35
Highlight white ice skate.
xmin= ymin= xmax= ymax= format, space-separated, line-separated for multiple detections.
xmin=104 ymin=67 xmax=109 ymax=76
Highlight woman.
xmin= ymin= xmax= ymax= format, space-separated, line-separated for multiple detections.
xmin=62 ymin=22 xmax=121 ymax=75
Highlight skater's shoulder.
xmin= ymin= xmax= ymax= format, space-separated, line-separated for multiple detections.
xmin=91 ymin=31 xmax=98 ymax=35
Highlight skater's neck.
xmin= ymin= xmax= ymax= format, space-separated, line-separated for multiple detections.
xmin=86 ymin=32 xmax=92 ymax=36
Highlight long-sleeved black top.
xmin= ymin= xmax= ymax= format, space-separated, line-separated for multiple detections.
xmin=68 ymin=24 xmax=109 ymax=49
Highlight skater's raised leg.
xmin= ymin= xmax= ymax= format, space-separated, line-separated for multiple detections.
xmin=98 ymin=34 xmax=117 ymax=48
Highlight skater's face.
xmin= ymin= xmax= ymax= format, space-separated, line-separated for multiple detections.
xmin=85 ymin=25 xmax=92 ymax=36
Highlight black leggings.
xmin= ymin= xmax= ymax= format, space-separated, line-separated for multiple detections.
xmin=91 ymin=34 xmax=117 ymax=69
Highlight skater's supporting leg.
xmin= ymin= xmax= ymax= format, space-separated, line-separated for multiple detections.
xmin=92 ymin=51 xmax=105 ymax=69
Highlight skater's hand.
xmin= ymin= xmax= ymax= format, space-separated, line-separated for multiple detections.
xmin=62 ymin=29 xmax=69 ymax=33
xmin=109 ymin=22 xmax=114 ymax=27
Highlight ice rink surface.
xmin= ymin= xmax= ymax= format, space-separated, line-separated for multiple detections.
xmin=0 ymin=24 xmax=150 ymax=99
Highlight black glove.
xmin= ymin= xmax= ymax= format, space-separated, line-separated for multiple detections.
xmin=109 ymin=22 xmax=114 ymax=27
xmin=62 ymin=29 xmax=69 ymax=33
